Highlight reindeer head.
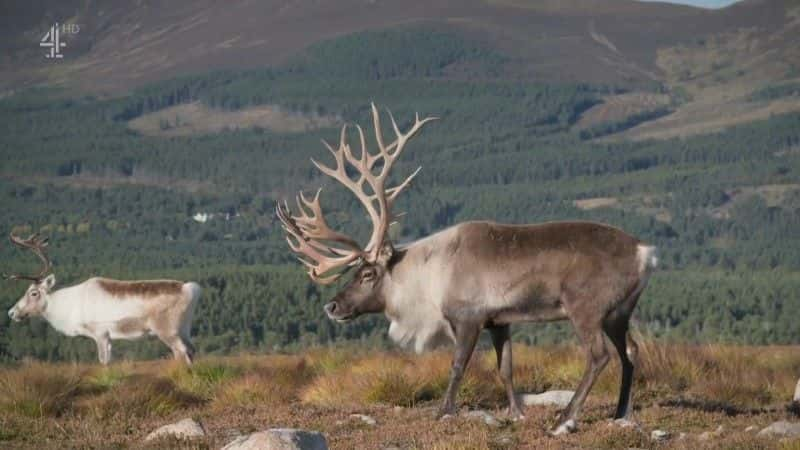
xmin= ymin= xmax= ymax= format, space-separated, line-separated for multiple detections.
xmin=277 ymin=103 xmax=435 ymax=322
xmin=5 ymin=233 xmax=54 ymax=322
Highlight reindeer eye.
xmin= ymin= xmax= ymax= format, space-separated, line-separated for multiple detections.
xmin=362 ymin=270 xmax=375 ymax=282
xmin=31 ymin=292 xmax=39 ymax=297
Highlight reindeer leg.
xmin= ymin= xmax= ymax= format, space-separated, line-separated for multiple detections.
xmin=94 ymin=337 xmax=105 ymax=365
xmin=95 ymin=333 xmax=111 ymax=365
xmin=438 ymin=323 xmax=481 ymax=418
xmin=551 ymin=322 xmax=609 ymax=435
xmin=604 ymin=318 xmax=637 ymax=420
xmin=180 ymin=335 xmax=195 ymax=366
xmin=489 ymin=325 xmax=524 ymax=419
xmin=105 ymin=339 xmax=113 ymax=365
xmin=160 ymin=334 xmax=191 ymax=365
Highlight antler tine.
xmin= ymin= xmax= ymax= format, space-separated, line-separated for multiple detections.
xmin=275 ymin=199 xmax=362 ymax=285
xmin=7 ymin=233 xmax=52 ymax=282
xmin=293 ymin=189 xmax=363 ymax=252
xmin=360 ymin=103 xmax=436 ymax=256
xmin=278 ymin=103 xmax=436 ymax=285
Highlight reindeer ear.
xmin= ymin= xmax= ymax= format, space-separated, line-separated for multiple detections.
xmin=376 ymin=241 xmax=394 ymax=267
xmin=40 ymin=274 xmax=56 ymax=291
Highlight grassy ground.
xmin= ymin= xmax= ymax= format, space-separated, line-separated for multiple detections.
xmin=1 ymin=342 xmax=799 ymax=449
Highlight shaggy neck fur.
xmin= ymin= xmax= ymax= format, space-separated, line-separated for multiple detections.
xmin=382 ymin=228 xmax=458 ymax=353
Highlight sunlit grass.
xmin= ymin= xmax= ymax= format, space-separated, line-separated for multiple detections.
xmin=167 ymin=359 xmax=241 ymax=400
xmin=0 ymin=362 xmax=85 ymax=418
xmin=0 ymin=343 xmax=798 ymax=447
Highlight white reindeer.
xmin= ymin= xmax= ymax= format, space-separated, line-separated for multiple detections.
xmin=5 ymin=234 xmax=201 ymax=365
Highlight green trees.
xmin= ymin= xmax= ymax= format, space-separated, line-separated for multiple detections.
xmin=1 ymin=27 xmax=800 ymax=362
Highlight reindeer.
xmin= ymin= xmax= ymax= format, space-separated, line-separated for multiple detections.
xmin=5 ymin=234 xmax=201 ymax=365
xmin=276 ymin=104 xmax=658 ymax=434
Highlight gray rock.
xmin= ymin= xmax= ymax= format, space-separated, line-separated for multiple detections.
xmin=650 ymin=430 xmax=669 ymax=442
xmin=222 ymin=429 xmax=328 ymax=450
xmin=609 ymin=418 xmax=639 ymax=429
xmin=350 ymin=414 xmax=377 ymax=426
xmin=758 ymin=421 xmax=800 ymax=438
xmin=493 ymin=433 xmax=515 ymax=446
xmin=463 ymin=410 xmax=502 ymax=427
xmin=145 ymin=418 xmax=205 ymax=441
xmin=517 ymin=390 xmax=574 ymax=408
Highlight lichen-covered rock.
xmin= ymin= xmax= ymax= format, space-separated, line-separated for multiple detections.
xmin=650 ymin=429 xmax=669 ymax=441
xmin=350 ymin=414 xmax=377 ymax=426
xmin=145 ymin=418 xmax=205 ymax=441
xmin=609 ymin=418 xmax=638 ymax=429
xmin=462 ymin=410 xmax=501 ymax=427
xmin=222 ymin=429 xmax=328 ymax=450
xmin=758 ymin=421 xmax=800 ymax=438
xmin=517 ymin=390 xmax=574 ymax=408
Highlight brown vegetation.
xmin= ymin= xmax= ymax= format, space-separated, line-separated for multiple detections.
xmin=1 ymin=343 xmax=799 ymax=448
xmin=128 ymin=102 xmax=340 ymax=137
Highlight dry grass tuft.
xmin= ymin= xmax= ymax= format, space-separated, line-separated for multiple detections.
xmin=303 ymin=350 xmax=507 ymax=408
xmin=167 ymin=359 xmax=241 ymax=400
xmin=0 ymin=362 xmax=85 ymax=418
xmin=83 ymin=374 xmax=203 ymax=419
xmin=592 ymin=426 xmax=650 ymax=449
xmin=212 ymin=357 xmax=309 ymax=410
xmin=86 ymin=366 xmax=128 ymax=390
xmin=637 ymin=342 xmax=799 ymax=409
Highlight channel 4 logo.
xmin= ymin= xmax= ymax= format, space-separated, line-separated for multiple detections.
xmin=40 ymin=23 xmax=80 ymax=59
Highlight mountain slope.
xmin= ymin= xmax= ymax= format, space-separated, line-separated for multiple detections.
xmin=0 ymin=0 xmax=793 ymax=94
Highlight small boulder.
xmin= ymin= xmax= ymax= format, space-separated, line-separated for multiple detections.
xmin=350 ymin=414 xmax=377 ymax=426
xmin=145 ymin=418 xmax=205 ymax=441
xmin=518 ymin=390 xmax=574 ymax=408
xmin=651 ymin=430 xmax=669 ymax=442
xmin=609 ymin=418 xmax=639 ymax=429
xmin=463 ymin=410 xmax=502 ymax=427
xmin=221 ymin=429 xmax=328 ymax=450
xmin=758 ymin=421 xmax=800 ymax=438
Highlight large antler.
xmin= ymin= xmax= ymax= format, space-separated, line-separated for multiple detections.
xmin=277 ymin=103 xmax=437 ymax=284
xmin=276 ymin=191 xmax=364 ymax=284
xmin=5 ymin=233 xmax=51 ymax=282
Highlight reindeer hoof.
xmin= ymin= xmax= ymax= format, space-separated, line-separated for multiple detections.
xmin=436 ymin=406 xmax=457 ymax=420
xmin=506 ymin=407 xmax=525 ymax=421
xmin=549 ymin=419 xmax=577 ymax=436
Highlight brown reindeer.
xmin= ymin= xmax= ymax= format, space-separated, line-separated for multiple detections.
xmin=276 ymin=104 xmax=657 ymax=434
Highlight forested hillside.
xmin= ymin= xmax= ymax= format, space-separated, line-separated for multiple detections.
xmin=1 ymin=26 xmax=799 ymax=362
